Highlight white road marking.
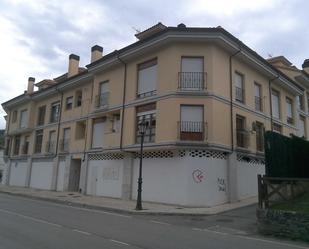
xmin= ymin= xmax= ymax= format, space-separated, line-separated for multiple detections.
xmin=203 ymin=228 xmax=228 ymax=236
xmin=0 ymin=208 xmax=61 ymax=228
xmin=150 ymin=220 xmax=171 ymax=226
xmin=72 ymin=229 xmax=91 ymax=236
xmin=0 ymin=194 xmax=132 ymax=219
xmin=110 ymin=239 xmax=130 ymax=246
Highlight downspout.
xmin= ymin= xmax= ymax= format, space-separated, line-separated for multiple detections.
xmin=83 ymin=76 xmax=94 ymax=162
xmin=269 ymin=75 xmax=280 ymax=132
xmin=54 ymin=88 xmax=64 ymax=157
xmin=53 ymin=87 xmax=64 ymax=190
xmin=117 ymin=53 xmax=127 ymax=151
xmin=229 ymin=47 xmax=241 ymax=152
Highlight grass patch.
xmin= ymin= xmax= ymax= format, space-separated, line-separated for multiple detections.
xmin=271 ymin=193 xmax=309 ymax=214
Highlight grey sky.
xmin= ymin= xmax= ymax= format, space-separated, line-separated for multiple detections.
xmin=0 ymin=0 xmax=308 ymax=128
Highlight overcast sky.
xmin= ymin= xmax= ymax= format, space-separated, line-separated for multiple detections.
xmin=0 ymin=0 xmax=308 ymax=128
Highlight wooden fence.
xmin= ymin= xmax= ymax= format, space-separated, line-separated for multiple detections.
xmin=257 ymin=175 xmax=309 ymax=209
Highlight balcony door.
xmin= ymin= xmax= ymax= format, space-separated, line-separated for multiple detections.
xmin=180 ymin=105 xmax=204 ymax=141
xmin=180 ymin=57 xmax=204 ymax=90
xmin=92 ymin=118 xmax=106 ymax=148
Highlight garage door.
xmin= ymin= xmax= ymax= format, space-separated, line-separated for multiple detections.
xmin=87 ymin=160 xmax=123 ymax=198
xmin=9 ymin=161 xmax=28 ymax=187
xmin=30 ymin=160 xmax=54 ymax=190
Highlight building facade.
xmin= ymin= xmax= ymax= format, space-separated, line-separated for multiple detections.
xmin=2 ymin=23 xmax=308 ymax=207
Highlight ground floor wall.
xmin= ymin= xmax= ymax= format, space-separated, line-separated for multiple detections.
xmin=4 ymin=149 xmax=265 ymax=207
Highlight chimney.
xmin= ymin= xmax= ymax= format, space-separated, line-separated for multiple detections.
xmin=27 ymin=77 xmax=35 ymax=94
xmin=302 ymin=59 xmax=309 ymax=74
xmin=68 ymin=54 xmax=80 ymax=78
xmin=91 ymin=45 xmax=103 ymax=63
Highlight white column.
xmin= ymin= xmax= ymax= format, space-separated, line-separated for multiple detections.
xmin=25 ymin=157 xmax=32 ymax=187
xmin=51 ymin=156 xmax=59 ymax=190
xmin=122 ymin=152 xmax=134 ymax=200
xmin=227 ymin=152 xmax=238 ymax=203
xmin=63 ymin=155 xmax=72 ymax=191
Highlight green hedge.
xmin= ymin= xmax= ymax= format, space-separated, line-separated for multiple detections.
xmin=265 ymin=131 xmax=309 ymax=178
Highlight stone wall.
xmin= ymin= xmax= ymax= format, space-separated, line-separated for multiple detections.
xmin=257 ymin=208 xmax=309 ymax=242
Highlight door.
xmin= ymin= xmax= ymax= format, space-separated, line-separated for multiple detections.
xmin=68 ymin=159 xmax=81 ymax=192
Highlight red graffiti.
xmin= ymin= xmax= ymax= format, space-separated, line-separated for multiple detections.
xmin=192 ymin=169 xmax=204 ymax=183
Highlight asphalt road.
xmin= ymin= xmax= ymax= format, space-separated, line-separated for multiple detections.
xmin=0 ymin=193 xmax=307 ymax=249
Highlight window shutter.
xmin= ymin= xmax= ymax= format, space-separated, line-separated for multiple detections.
xmin=138 ymin=60 xmax=157 ymax=95
xmin=271 ymin=92 xmax=280 ymax=118
xmin=92 ymin=120 xmax=105 ymax=148
xmin=181 ymin=58 xmax=203 ymax=72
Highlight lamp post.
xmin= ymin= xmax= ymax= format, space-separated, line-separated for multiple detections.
xmin=135 ymin=119 xmax=147 ymax=210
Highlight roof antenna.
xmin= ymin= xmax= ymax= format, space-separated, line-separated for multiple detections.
xmin=132 ymin=27 xmax=141 ymax=34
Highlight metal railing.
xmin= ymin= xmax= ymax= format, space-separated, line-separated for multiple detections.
xmin=21 ymin=143 xmax=29 ymax=155
xmin=34 ymin=141 xmax=42 ymax=154
xmin=178 ymin=121 xmax=207 ymax=141
xmin=59 ymin=139 xmax=70 ymax=152
xmin=95 ymin=92 xmax=109 ymax=108
xmin=178 ymin=72 xmax=207 ymax=91
xmin=235 ymin=87 xmax=244 ymax=102
xmin=255 ymin=96 xmax=262 ymax=111
xmin=236 ymin=129 xmax=250 ymax=148
xmin=137 ymin=90 xmax=157 ymax=99
xmin=45 ymin=141 xmax=56 ymax=154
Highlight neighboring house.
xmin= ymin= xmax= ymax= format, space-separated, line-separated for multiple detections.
xmin=0 ymin=149 xmax=5 ymax=184
xmin=1 ymin=23 xmax=308 ymax=207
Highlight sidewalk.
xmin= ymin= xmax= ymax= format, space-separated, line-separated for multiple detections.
xmin=0 ymin=185 xmax=257 ymax=216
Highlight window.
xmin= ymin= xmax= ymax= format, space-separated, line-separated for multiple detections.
xmin=307 ymin=92 xmax=309 ymax=114
xmin=20 ymin=109 xmax=28 ymax=128
xmin=4 ymin=138 xmax=11 ymax=156
xmin=13 ymin=136 xmax=21 ymax=155
xmin=0 ymin=170 xmax=3 ymax=183
xmin=179 ymin=57 xmax=205 ymax=90
xmin=34 ymin=130 xmax=43 ymax=153
xmin=66 ymin=96 xmax=73 ymax=110
xmin=22 ymin=136 xmax=29 ymax=155
xmin=137 ymin=59 xmax=157 ymax=98
xmin=60 ymin=128 xmax=70 ymax=152
xmin=255 ymin=122 xmax=264 ymax=152
xmin=12 ymin=110 xmax=17 ymax=123
xmin=180 ymin=105 xmax=204 ymax=141
xmin=75 ymin=90 xmax=82 ymax=107
xmin=75 ymin=121 xmax=86 ymax=139
xmin=299 ymin=116 xmax=306 ymax=138
xmin=286 ymin=97 xmax=293 ymax=124
xmin=235 ymin=72 xmax=244 ymax=103
xmin=236 ymin=115 xmax=248 ymax=148
xmin=37 ymin=106 xmax=46 ymax=126
xmin=271 ymin=89 xmax=280 ymax=119
xmin=136 ymin=103 xmax=156 ymax=143
xmin=96 ymin=81 xmax=109 ymax=108
xmin=297 ymin=95 xmax=305 ymax=111
xmin=254 ymin=83 xmax=262 ymax=111
xmin=273 ymin=123 xmax=282 ymax=134
xmin=50 ymin=101 xmax=60 ymax=123
xmin=92 ymin=118 xmax=106 ymax=148
xmin=112 ymin=114 xmax=120 ymax=133
xmin=47 ymin=130 xmax=56 ymax=153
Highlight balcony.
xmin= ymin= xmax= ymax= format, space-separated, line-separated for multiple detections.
xmin=34 ymin=142 xmax=42 ymax=154
xmin=59 ymin=139 xmax=70 ymax=153
xmin=178 ymin=72 xmax=207 ymax=91
xmin=46 ymin=141 xmax=56 ymax=154
xmin=21 ymin=143 xmax=29 ymax=155
xmin=178 ymin=121 xmax=207 ymax=141
xmin=236 ymin=129 xmax=250 ymax=148
xmin=255 ymin=96 xmax=262 ymax=111
xmin=95 ymin=92 xmax=109 ymax=108
xmin=287 ymin=117 xmax=294 ymax=125
xmin=235 ymin=87 xmax=244 ymax=103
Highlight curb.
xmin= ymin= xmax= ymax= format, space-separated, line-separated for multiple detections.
xmin=0 ymin=190 xmax=213 ymax=216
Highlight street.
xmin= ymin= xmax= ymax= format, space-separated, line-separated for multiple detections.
xmin=0 ymin=193 xmax=307 ymax=249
